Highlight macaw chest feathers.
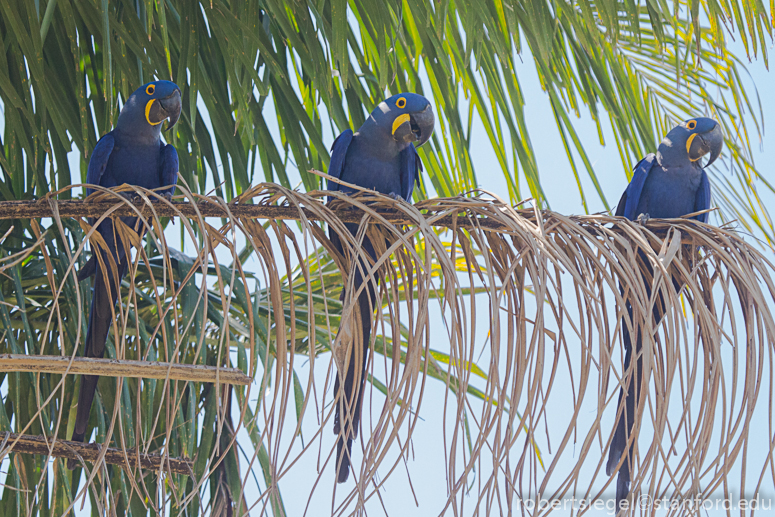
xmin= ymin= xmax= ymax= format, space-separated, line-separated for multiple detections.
xmin=101 ymin=141 xmax=165 ymax=190
xmin=636 ymin=166 xmax=702 ymax=219
xmin=339 ymin=137 xmax=404 ymax=196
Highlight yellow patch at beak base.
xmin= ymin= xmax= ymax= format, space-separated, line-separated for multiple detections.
xmin=686 ymin=133 xmax=699 ymax=160
xmin=392 ymin=113 xmax=410 ymax=135
xmin=145 ymin=99 xmax=163 ymax=126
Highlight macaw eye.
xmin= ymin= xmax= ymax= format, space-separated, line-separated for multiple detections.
xmin=396 ymin=97 xmax=406 ymax=109
xmin=686 ymin=119 xmax=697 ymax=130
xmin=146 ymin=84 xmax=156 ymax=95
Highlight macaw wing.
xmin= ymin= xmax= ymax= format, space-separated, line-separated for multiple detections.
xmin=616 ymin=153 xmax=656 ymax=221
xmin=400 ymin=143 xmax=423 ymax=202
xmin=85 ymin=133 xmax=116 ymax=198
xmin=160 ymin=143 xmax=179 ymax=197
xmin=693 ymin=169 xmax=711 ymax=223
xmin=79 ymin=132 xmax=116 ymax=279
xmin=327 ymin=130 xmax=353 ymax=201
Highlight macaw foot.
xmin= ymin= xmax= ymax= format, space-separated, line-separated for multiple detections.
xmin=636 ymin=213 xmax=651 ymax=225
xmin=143 ymin=191 xmax=173 ymax=202
xmin=387 ymin=192 xmax=401 ymax=201
xmin=119 ymin=191 xmax=143 ymax=204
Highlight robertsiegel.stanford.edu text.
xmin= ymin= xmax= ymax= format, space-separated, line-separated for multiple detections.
xmin=515 ymin=494 xmax=772 ymax=514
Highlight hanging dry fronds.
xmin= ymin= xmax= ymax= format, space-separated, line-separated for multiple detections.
xmin=0 ymin=184 xmax=773 ymax=516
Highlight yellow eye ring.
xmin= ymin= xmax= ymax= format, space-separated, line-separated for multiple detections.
xmin=686 ymin=119 xmax=697 ymax=130
xmin=146 ymin=84 xmax=155 ymax=95
xmin=396 ymin=97 xmax=406 ymax=109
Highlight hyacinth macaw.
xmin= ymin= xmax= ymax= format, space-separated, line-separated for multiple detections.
xmin=69 ymin=81 xmax=181 ymax=467
xmin=608 ymin=117 xmax=723 ymax=506
xmin=326 ymin=92 xmax=435 ymax=483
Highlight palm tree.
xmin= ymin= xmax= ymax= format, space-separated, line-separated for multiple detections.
xmin=0 ymin=0 xmax=773 ymax=515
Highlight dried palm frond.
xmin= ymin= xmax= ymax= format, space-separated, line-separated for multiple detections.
xmin=0 ymin=185 xmax=773 ymax=516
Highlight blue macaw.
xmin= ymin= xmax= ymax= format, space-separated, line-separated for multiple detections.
xmin=326 ymin=92 xmax=435 ymax=483
xmin=608 ymin=117 xmax=723 ymax=506
xmin=69 ymin=81 xmax=181 ymax=465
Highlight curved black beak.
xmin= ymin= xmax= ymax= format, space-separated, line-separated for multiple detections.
xmin=698 ymin=123 xmax=723 ymax=168
xmin=409 ymin=104 xmax=435 ymax=147
xmin=158 ymin=88 xmax=182 ymax=131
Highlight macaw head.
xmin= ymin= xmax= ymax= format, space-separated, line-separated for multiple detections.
xmin=117 ymin=80 xmax=182 ymax=136
xmin=369 ymin=92 xmax=435 ymax=147
xmin=658 ymin=117 xmax=723 ymax=168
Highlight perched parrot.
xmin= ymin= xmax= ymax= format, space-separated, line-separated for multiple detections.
xmin=69 ymin=81 xmax=181 ymax=467
xmin=608 ymin=117 xmax=723 ymax=507
xmin=326 ymin=92 xmax=435 ymax=483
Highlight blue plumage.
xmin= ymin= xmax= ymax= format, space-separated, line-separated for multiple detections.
xmin=608 ymin=117 xmax=723 ymax=506
xmin=617 ymin=154 xmax=654 ymax=222
xmin=694 ymin=171 xmax=711 ymax=222
xmin=326 ymin=130 xmax=353 ymax=200
xmin=616 ymin=117 xmax=721 ymax=223
xmin=327 ymin=92 xmax=429 ymax=203
xmin=327 ymin=92 xmax=434 ymax=483
xmin=69 ymin=81 xmax=181 ymax=463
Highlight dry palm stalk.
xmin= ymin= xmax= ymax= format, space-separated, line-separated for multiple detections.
xmin=0 ymin=354 xmax=250 ymax=385
xmin=0 ymin=432 xmax=192 ymax=475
